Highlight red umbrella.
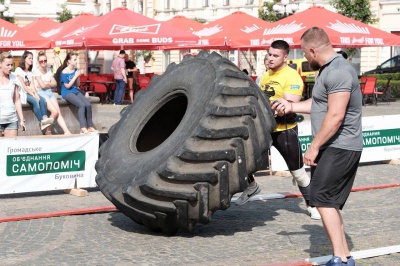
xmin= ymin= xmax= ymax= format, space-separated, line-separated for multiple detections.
xmin=82 ymin=8 xmax=199 ymax=50
xmin=234 ymin=6 xmax=400 ymax=49
xmin=0 ymin=18 xmax=51 ymax=50
xmin=42 ymin=13 xmax=100 ymax=49
xmin=23 ymin=17 xmax=61 ymax=37
xmin=45 ymin=8 xmax=199 ymax=50
xmin=161 ymin=15 xmax=203 ymax=33
xmin=191 ymin=11 xmax=271 ymax=50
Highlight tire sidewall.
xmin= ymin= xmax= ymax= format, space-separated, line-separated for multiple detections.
xmin=100 ymin=57 xmax=218 ymax=185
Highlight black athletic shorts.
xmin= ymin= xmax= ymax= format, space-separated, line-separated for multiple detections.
xmin=310 ymin=147 xmax=362 ymax=210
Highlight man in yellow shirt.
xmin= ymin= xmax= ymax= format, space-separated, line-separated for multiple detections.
xmin=236 ymin=40 xmax=320 ymax=220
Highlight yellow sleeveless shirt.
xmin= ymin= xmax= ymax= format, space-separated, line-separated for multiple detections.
xmin=260 ymin=65 xmax=304 ymax=132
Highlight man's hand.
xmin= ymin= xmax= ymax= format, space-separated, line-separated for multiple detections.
xmin=270 ymin=99 xmax=292 ymax=116
xmin=304 ymin=146 xmax=318 ymax=166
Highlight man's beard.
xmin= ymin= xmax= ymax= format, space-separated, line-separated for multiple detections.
xmin=309 ymin=60 xmax=320 ymax=71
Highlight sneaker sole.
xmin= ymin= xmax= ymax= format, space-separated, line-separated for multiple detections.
xmin=41 ymin=124 xmax=52 ymax=131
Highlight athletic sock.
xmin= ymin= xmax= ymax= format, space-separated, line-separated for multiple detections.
xmin=247 ymin=173 xmax=255 ymax=184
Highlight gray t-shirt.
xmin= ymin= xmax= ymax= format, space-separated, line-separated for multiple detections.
xmin=311 ymin=54 xmax=363 ymax=151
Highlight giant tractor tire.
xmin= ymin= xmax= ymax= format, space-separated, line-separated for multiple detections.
xmin=95 ymin=51 xmax=276 ymax=234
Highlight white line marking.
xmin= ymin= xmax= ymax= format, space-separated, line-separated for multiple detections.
xmin=231 ymin=193 xmax=286 ymax=203
xmin=307 ymin=245 xmax=400 ymax=265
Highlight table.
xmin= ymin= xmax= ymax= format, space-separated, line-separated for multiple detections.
xmin=92 ymin=80 xmax=116 ymax=104
xmin=79 ymin=80 xmax=91 ymax=91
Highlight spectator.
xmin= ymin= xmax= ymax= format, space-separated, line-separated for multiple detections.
xmin=271 ymin=27 xmax=362 ymax=266
xmin=288 ymin=60 xmax=297 ymax=70
xmin=53 ymin=47 xmax=62 ymax=75
xmin=125 ymin=53 xmax=138 ymax=104
xmin=111 ymin=50 xmax=127 ymax=105
xmin=15 ymin=51 xmax=53 ymax=132
xmin=34 ymin=51 xmax=70 ymax=136
xmin=0 ymin=52 xmax=26 ymax=137
xmin=255 ymin=55 xmax=269 ymax=86
xmin=236 ymin=40 xmax=321 ymax=221
xmin=60 ymin=52 xmax=98 ymax=134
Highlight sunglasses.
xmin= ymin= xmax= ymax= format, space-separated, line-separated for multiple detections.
xmin=39 ymin=60 xmax=47 ymax=64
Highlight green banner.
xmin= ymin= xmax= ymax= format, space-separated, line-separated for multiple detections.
xmin=362 ymin=129 xmax=400 ymax=148
xmin=298 ymin=136 xmax=312 ymax=154
xmin=7 ymin=151 xmax=86 ymax=176
xmin=298 ymin=128 xmax=400 ymax=153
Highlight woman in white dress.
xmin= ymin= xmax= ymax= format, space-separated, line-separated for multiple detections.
xmin=0 ymin=52 xmax=25 ymax=137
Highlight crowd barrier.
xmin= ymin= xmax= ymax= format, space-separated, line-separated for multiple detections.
xmin=1 ymin=134 xmax=99 ymax=195
xmin=0 ymin=94 xmax=102 ymax=195
xmin=2 ymin=114 xmax=398 ymax=195
xmin=271 ymin=115 xmax=400 ymax=171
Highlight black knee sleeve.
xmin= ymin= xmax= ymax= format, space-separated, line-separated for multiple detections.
xmin=298 ymin=184 xmax=310 ymax=201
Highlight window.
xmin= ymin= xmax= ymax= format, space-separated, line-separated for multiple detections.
xmin=202 ymin=0 xmax=208 ymax=7
xmin=302 ymin=61 xmax=312 ymax=72
xmin=246 ymin=0 xmax=254 ymax=4
xmin=138 ymin=1 xmax=143 ymax=13
xmin=223 ymin=0 xmax=230 ymax=6
xmin=381 ymin=57 xmax=398 ymax=68
xmin=164 ymin=0 xmax=169 ymax=9
xmin=182 ymin=0 xmax=188 ymax=9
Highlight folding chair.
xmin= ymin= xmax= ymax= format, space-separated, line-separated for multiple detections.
xmin=145 ymin=73 xmax=155 ymax=79
xmin=361 ymin=76 xmax=376 ymax=106
xmin=138 ymin=75 xmax=151 ymax=90
xmin=373 ymin=77 xmax=392 ymax=105
xmin=91 ymin=76 xmax=108 ymax=104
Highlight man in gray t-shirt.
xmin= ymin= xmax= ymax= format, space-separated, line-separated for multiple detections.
xmin=271 ymin=27 xmax=362 ymax=266
xmin=311 ymin=54 xmax=363 ymax=151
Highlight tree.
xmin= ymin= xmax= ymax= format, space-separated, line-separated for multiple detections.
xmin=193 ymin=17 xmax=207 ymax=24
xmin=330 ymin=0 xmax=379 ymax=67
xmin=330 ymin=0 xmax=378 ymax=25
xmin=0 ymin=0 xmax=15 ymax=24
xmin=56 ymin=4 xmax=74 ymax=23
xmin=258 ymin=0 xmax=279 ymax=22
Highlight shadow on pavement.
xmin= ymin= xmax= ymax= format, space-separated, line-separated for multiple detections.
xmin=107 ymin=197 xmax=314 ymax=238
xmin=277 ymin=224 xmax=354 ymax=259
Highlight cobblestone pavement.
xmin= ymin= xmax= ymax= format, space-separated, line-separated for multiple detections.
xmin=0 ymin=102 xmax=399 ymax=265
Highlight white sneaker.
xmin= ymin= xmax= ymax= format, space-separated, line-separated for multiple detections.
xmin=41 ymin=117 xmax=54 ymax=125
xmin=307 ymin=206 xmax=321 ymax=220
xmin=235 ymin=182 xmax=261 ymax=206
